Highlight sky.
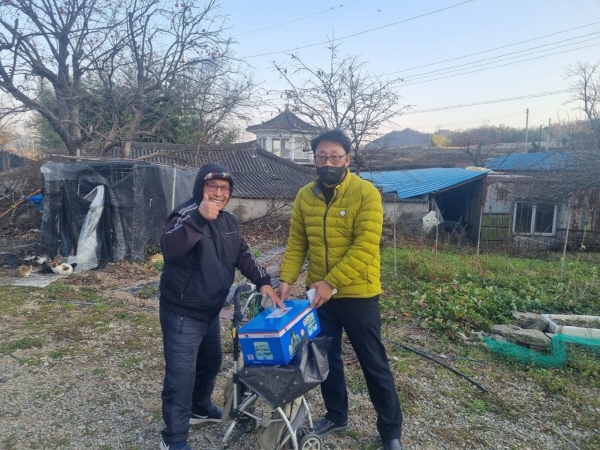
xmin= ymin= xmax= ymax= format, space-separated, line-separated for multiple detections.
xmin=219 ymin=0 xmax=600 ymax=140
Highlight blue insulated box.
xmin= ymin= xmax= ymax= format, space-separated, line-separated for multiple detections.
xmin=239 ymin=299 xmax=321 ymax=366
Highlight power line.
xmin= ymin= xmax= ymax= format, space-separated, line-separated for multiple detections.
xmin=234 ymin=0 xmax=363 ymax=37
xmin=401 ymin=35 xmax=600 ymax=83
xmin=408 ymin=90 xmax=570 ymax=114
xmin=415 ymin=111 xmax=526 ymax=130
xmin=240 ymin=0 xmax=474 ymax=59
xmin=400 ymin=41 xmax=600 ymax=87
xmin=388 ymin=22 xmax=600 ymax=75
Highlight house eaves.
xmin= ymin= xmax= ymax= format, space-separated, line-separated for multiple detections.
xmin=110 ymin=141 xmax=316 ymax=200
xmin=246 ymin=109 xmax=320 ymax=133
xmin=361 ymin=168 xmax=489 ymax=199
xmin=485 ymin=150 xmax=578 ymax=171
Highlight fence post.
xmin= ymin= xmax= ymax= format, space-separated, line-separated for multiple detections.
xmin=560 ymin=209 xmax=572 ymax=275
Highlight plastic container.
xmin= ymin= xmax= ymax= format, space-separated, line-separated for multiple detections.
xmin=239 ymin=299 xmax=321 ymax=366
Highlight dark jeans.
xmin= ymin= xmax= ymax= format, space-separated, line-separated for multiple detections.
xmin=160 ymin=305 xmax=222 ymax=444
xmin=317 ymin=297 xmax=402 ymax=440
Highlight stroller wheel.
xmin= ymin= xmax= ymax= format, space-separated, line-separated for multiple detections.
xmin=235 ymin=416 xmax=256 ymax=433
xmin=299 ymin=433 xmax=322 ymax=450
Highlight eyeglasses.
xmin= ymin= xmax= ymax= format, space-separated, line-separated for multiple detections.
xmin=205 ymin=183 xmax=230 ymax=194
xmin=314 ymin=155 xmax=346 ymax=165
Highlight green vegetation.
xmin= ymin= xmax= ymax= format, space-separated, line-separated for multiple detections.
xmin=0 ymin=337 xmax=43 ymax=355
xmin=380 ymin=246 xmax=600 ymax=337
xmin=135 ymin=284 xmax=159 ymax=299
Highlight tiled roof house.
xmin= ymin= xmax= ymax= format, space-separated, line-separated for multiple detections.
xmin=246 ymin=107 xmax=321 ymax=164
xmin=108 ymin=140 xmax=316 ymax=203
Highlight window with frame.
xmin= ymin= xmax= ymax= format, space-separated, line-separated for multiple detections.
xmin=272 ymin=138 xmax=289 ymax=157
xmin=513 ymin=202 xmax=557 ymax=235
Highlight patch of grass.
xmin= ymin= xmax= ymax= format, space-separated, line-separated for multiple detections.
xmin=121 ymin=356 xmax=144 ymax=369
xmin=117 ymin=338 xmax=146 ymax=352
xmin=135 ymin=284 xmax=159 ymax=299
xmin=461 ymin=396 xmax=489 ymax=415
xmin=20 ymin=355 xmax=42 ymax=366
xmin=150 ymin=261 xmax=163 ymax=271
xmin=93 ymin=303 xmax=109 ymax=314
xmin=152 ymin=408 xmax=162 ymax=422
xmin=44 ymin=284 xmax=73 ymax=300
xmin=0 ymin=337 xmax=43 ymax=354
xmin=380 ymin=245 xmax=600 ymax=338
xmin=49 ymin=347 xmax=70 ymax=359
xmin=33 ymin=389 xmax=52 ymax=400
xmin=48 ymin=437 xmax=70 ymax=446
xmin=92 ymin=368 xmax=106 ymax=375
xmin=79 ymin=287 xmax=105 ymax=302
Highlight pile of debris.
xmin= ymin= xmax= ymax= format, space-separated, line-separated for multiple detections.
xmin=486 ymin=312 xmax=554 ymax=353
xmin=481 ymin=311 xmax=600 ymax=367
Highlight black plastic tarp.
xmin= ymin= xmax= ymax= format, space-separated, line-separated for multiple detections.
xmin=38 ymin=160 xmax=197 ymax=268
xmin=238 ymin=337 xmax=331 ymax=410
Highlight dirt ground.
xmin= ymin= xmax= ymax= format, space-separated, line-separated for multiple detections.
xmin=2 ymin=206 xmax=599 ymax=450
xmin=0 ymin=210 xmax=309 ymax=325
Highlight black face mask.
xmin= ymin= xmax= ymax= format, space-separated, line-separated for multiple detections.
xmin=317 ymin=165 xmax=347 ymax=185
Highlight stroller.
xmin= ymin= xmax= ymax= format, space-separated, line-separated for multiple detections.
xmin=221 ymin=284 xmax=330 ymax=450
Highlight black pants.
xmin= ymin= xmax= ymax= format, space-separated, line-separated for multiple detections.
xmin=159 ymin=305 xmax=222 ymax=444
xmin=317 ymin=296 xmax=402 ymax=440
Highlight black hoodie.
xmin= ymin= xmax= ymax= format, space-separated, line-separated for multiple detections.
xmin=159 ymin=163 xmax=270 ymax=321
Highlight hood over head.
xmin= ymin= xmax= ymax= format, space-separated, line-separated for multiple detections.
xmin=193 ymin=163 xmax=234 ymax=200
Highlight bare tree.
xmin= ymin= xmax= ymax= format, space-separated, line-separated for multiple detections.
xmin=273 ymin=44 xmax=406 ymax=174
xmin=564 ymin=61 xmax=600 ymax=151
xmin=155 ymin=61 xmax=257 ymax=145
xmin=0 ymin=114 xmax=19 ymax=148
xmin=0 ymin=0 xmax=238 ymax=157
xmin=452 ymin=128 xmax=502 ymax=166
xmin=0 ymin=0 xmax=124 ymax=156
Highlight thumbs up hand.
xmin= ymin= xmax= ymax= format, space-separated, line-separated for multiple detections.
xmin=199 ymin=193 xmax=220 ymax=220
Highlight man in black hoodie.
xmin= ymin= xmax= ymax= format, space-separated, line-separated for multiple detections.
xmin=158 ymin=163 xmax=282 ymax=450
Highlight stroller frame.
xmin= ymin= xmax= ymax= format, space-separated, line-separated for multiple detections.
xmin=222 ymin=285 xmax=323 ymax=450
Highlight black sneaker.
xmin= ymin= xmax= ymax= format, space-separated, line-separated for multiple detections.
xmin=382 ymin=438 xmax=404 ymax=450
xmin=189 ymin=405 xmax=223 ymax=425
xmin=312 ymin=417 xmax=349 ymax=437
xmin=160 ymin=439 xmax=191 ymax=450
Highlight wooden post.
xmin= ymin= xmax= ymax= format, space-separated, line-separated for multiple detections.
xmin=560 ymin=209 xmax=572 ymax=275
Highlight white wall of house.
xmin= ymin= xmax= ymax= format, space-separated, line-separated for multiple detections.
xmin=227 ymin=198 xmax=293 ymax=222
xmin=383 ymin=199 xmax=431 ymax=237
xmin=481 ymin=174 xmax=600 ymax=249
xmin=228 ymin=196 xmax=429 ymax=228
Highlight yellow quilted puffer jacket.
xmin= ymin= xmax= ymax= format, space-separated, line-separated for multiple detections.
xmin=280 ymin=170 xmax=383 ymax=298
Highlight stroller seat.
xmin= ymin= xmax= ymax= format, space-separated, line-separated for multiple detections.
xmin=222 ymin=285 xmax=330 ymax=450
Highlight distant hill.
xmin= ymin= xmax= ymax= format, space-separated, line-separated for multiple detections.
xmin=367 ymin=129 xmax=430 ymax=149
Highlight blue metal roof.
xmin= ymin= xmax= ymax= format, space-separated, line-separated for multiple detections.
xmin=361 ymin=168 xmax=488 ymax=199
xmin=484 ymin=150 xmax=577 ymax=171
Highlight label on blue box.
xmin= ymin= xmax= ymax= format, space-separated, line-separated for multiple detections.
xmin=239 ymin=299 xmax=321 ymax=366
xmin=265 ymin=307 xmax=293 ymax=319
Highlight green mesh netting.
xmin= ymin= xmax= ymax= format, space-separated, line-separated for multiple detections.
xmin=484 ymin=334 xmax=600 ymax=368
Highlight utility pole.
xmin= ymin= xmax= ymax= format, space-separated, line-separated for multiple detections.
xmin=524 ymin=108 xmax=529 ymax=153
xmin=546 ymin=118 xmax=551 ymax=152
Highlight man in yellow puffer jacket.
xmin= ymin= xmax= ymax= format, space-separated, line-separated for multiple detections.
xmin=277 ymin=129 xmax=404 ymax=450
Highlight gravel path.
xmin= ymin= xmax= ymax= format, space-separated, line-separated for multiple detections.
xmin=1 ymin=267 xmax=598 ymax=450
